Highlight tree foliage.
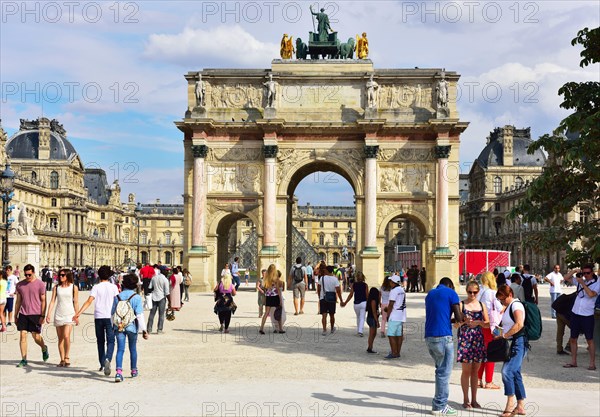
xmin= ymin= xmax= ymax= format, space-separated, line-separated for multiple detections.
xmin=511 ymin=27 xmax=600 ymax=266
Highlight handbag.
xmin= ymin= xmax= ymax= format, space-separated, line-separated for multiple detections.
xmin=551 ymin=291 xmax=578 ymax=317
xmin=487 ymin=337 xmax=511 ymax=362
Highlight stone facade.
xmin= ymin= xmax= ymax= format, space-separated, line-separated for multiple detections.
xmin=178 ymin=60 xmax=468 ymax=291
xmin=459 ymin=125 xmax=596 ymax=272
xmin=1 ymin=118 xmax=183 ymax=271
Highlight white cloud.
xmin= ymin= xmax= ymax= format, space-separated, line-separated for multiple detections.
xmin=144 ymin=25 xmax=278 ymax=67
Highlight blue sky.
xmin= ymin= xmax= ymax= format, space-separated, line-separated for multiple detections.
xmin=1 ymin=1 xmax=598 ymax=206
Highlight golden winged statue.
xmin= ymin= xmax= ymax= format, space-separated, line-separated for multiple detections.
xmin=355 ymin=32 xmax=369 ymax=59
xmin=280 ymin=34 xmax=295 ymax=59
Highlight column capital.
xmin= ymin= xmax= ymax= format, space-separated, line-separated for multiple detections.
xmin=364 ymin=145 xmax=379 ymax=159
xmin=263 ymin=145 xmax=279 ymax=158
xmin=191 ymin=144 xmax=208 ymax=158
xmin=434 ymin=145 xmax=451 ymax=159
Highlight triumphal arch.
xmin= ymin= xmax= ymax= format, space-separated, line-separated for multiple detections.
xmin=177 ymin=54 xmax=468 ymax=291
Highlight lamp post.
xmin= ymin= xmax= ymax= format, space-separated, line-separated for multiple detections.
xmin=172 ymin=238 xmax=176 ymax=267
xmin=134 ymin=203 xmax=142 ymax=263
xmin=158 ymin=240 xmax=162 ymax=263
xmin=347 ymin=225 xmax=354 ymax=265
xmin=92 ymin=229 xmax=99 ymax=270
xmin=1 ymin=163 xmax=16 ymax=267
xmin=462 ymin=231 xmax=468 ymax=282
xmin=146 ymin=239 xmax=151 ymax=264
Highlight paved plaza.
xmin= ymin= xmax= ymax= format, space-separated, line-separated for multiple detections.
xmin=1 ymin=285 xmax=598 ymax=417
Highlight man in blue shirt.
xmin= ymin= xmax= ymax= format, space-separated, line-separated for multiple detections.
xmin=425 ymin=277 xmax=463 ymax=416
xmin=231 ymin=257 xmax=241 ymax=290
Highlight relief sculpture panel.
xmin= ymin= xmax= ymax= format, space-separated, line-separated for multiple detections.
xmin=208 ymin=163 xmax=262 ymax=193
xmin=379 ymin=165 xmax=431 ymax=193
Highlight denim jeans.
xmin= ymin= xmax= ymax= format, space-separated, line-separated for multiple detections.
xmin=94 ymin=318 xmax=115 ymax=366
xmin=502 ymin=336 xmax=527 ymax=400
xmin=550 ymin=293 xmax=560 ymax=318
xmin=115 ymin=330 xmax=138 ymax=371
xmin=147 ymin=298 xmax=166 ymax=332
xmin=232 ymin=275 xmax=241 ymax=290
xmin=425 ymin=336 xmax=454 ymax=411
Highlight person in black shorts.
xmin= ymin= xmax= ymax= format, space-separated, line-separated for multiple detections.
xmin=14 ymin=264 xmax=49 ymax=367
xmin=317 ymin=265 xmax=343 ymax=336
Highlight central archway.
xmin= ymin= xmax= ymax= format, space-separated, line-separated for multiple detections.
xmin=283 ymin=160 xmax=359 ymax=286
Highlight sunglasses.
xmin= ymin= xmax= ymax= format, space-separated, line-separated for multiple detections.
xmin=467 ymin=291 xmax=479 ymax=295
xmin=59 ymin=273 xmax=66 ymax=277
xmin=24 ymin=273 xmax=33 ymax=277
xmin=582 ymin=271 xmax=593 ymax=275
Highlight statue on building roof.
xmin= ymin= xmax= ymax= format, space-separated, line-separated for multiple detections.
xmin=310 ymin=5 xmax=333 ymax=42
xmin=263 ymin=73 xmax=277 ymax=108
xmin=195 ymin=74 xmax=205 ymax=107
xmin=280 ymin=34 xmax=295 ymax=59
xmin=50 ymin=119 xmax=66 ymax=136
xmin=366 ymin=74 xmax=379 ymax=108
xmin=355 ymin=32 xmax=369 ymax=59
xmin=19 ymin=119 xmax=39 ymax=131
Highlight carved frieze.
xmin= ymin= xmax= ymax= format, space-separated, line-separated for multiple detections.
xmin=207 ymin=164 xmax=262 ymax=193
xmin=378 ymin=165 xmax=432 ymax=193
xmin=377 ymin=84 xmax=433 ymax=109
xmin=206 ymin=83 xmax=263 ymax=108
xmin=206 ymin=147 xmax=262 ymax=161
xmin=378 ymin=148 xmax=434 ymax=162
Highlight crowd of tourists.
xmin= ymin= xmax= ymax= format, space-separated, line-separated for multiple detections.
xmin=4 ymin=257 xmax=598 ymax=413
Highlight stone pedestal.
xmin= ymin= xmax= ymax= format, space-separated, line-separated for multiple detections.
xmin=359 ymin=250 xmax=381 ymax=288
xmin=364 ymin=107 xmax=378 ymax=119
xmin=191 ymin=106 xmax=207 ymax=118
xmin=264 ymin=107 xmax=277 ymax=119
xmin=436 ymin=106 xmax=450 ymax=118
xmin=9 ymin=235 xmax=41 ymax=272
xmin=188 ymin=252 xmax=213 ymax=292
xmin=430 ymin=250 xmax=455 ymax=289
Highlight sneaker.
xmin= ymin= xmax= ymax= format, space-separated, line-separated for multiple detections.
xmin=322 ymin=331 xmax=327 ymax=336
xmin=16 ymin=359 xmax=28 ymax=368
xmin=131 ymin=369 xmax=139 ymax=378
xmin=384 ymin=353 xmax=400 ymax=359
xmin=115 ymin=372 xmax=124 ymax=383
xmin=104 ymin=359 xmax=111 ymax=376
xmin=42 ymin=346 xmax=49 ymax=362
xmin=358 ymin=333 xmax=364 ymax=337
xmin=330 ymin=327 xmax=336 ymax=334
xmin=157 ymin=330 xmax=164 ymax=334
xmin=432 ymin=405 xmax=458 ymax=416
xmin=7 ymin=322 xmax=11 ymax=326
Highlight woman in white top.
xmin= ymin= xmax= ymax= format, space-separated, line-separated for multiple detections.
xmin=379 ymin=276 xmax=392 ymax=338
xmin=476 ymin=271 xmax=503 ymax=390
xmin=46 ymin=269 xmax=79 ymax=367
xmin=495 ymin=284 xmax=527 ymax=417
xmin=221 ymin=263 xmax=231 ymax=277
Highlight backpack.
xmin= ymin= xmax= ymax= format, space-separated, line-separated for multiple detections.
xmin=112 ymin=293 xmax=137 ymax=332
xmin=521 ymin=274 xmax=535 ymax=302
xmin=509 ymin=300 xmax=542 ymax=341
xmin=293 ymin=266 xmax=304 ymax=283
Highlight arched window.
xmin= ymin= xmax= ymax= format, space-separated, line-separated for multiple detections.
xmin=141 ymin=251 xmax=148 ymax=264
xmin=165 ymin=251 xmax=172 ymax=265
xmin=31 ymin=171 xmax=37 ymax=181
xmin=515 ymin=176 xmax=523 ymax=188
xmin=493 ymin=177 xmax=502 ymax=194
xmin=51 ymin=198 xmax=57 ymax=207
xmin=165 ymin=232 xmax=172 ymax=244
xmin=299 ymin=221 xmax=304 ymax=227
xmin=319 ymin=221 xmax=324 ymax=228
xmin=333 ymin=253 xmax=340 ymax=264
xmin=50 ymin=171 xmax=59 ymax=189
xmin=319 ymin=234 xmax=324 ymax=245
xmin=141 ymin=232 xmax=148 ymax=244
xmin=333 ymin=233 xmax=339 ymax=246
xmin=124 ymin=231 xmax=130 ymax=243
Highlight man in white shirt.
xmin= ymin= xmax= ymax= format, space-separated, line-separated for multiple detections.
xmin=316 ymin=265 xmax=342 ymax=336
xmin=74 ymin=265 xmax=119 ymax=375
xmin=544 ymin=264 xmax=564 ymax=318
xmin=563 ymin=264 xmax=599 ymax=371
xmin=385 ymin=275 xmax=406 ymax=359
xmin=147 ymin=267 xmax=170 ymax=334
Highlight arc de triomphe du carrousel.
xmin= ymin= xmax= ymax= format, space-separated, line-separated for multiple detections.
xmin=176 ymin=13 xmax=468 ymax=291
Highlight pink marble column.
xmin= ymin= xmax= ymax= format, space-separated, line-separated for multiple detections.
xmin=191 ymin=145 xmax=208 ymax=250
xmin=364 ymin=145 xmax=379 ymax=250
xmin=263 ymin=145 xmax=278 ymax=249
xmin=435 ymin=145 xmax=451 ymax=249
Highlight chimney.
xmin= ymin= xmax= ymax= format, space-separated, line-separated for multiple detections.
xmin=38 ymin=117 xmax=51 ymax=160
xmin=502 ymin=125 xmax=514 ymax=167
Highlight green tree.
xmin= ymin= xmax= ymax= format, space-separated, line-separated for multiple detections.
xmin=511 ymin=27 xmax=599 ymax=266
